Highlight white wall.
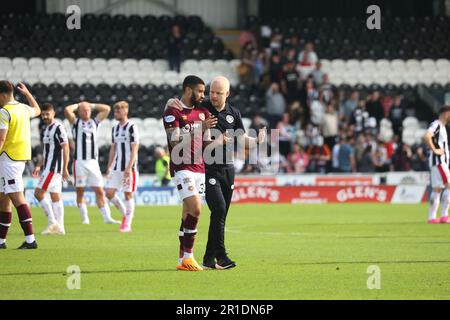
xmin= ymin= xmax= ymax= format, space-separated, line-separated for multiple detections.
xmin=46 ymin=0 xmax=239 ymax=28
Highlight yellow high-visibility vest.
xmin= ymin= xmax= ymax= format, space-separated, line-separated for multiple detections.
xmin=0 ymin=103 xmax=32 ymax=161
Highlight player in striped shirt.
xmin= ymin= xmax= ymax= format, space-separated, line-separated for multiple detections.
xmin=105 ymin=101 xmax=140 ymax=233
xmin=33 ymin=103 xmax=69 ymax=235
xmin=423 ymin=105 xmax=450 ymax=224
xmin=64 ymin=101 xmax=119 ymax=225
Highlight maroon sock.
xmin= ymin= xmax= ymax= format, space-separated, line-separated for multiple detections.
xmin=0 ymin=212 xmax=12 ymax=240
xmin=179 ymin=219 xmax=184 ymax=259
xmin=183 ymin=214 xmax=199 ymax=254
xmin=17 ymin=204 xmax=34 ymax=236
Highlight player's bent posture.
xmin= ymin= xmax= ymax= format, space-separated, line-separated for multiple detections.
xmin=0 ymin=81 xmax=40 ymax=249
xmin=64 ymin=101 xmax=119 ymax=225
xmin=163 ymin=75 xmax=219 ymax=271
xmin=423 ymin=105 xmax=450 ymax=224
xmin=105 ymin=101 xmax=139 ymax=233
xmin=33 ymin=103 xmax=70 ymax=235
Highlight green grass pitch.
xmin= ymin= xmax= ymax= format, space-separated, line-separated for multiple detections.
xmin=0 ymin=203 xmax=449 ymax=300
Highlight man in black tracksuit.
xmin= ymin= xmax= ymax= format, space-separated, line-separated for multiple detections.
xmin=166 ymin=76 xmax=266 ymax=270
xmin=202 ymin=76 xmax=265 ymax=270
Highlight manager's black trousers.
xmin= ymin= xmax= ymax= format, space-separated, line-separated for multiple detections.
xmin=204 ymin=165 xmax=235 ymax=260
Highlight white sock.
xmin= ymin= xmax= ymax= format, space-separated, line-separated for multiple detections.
xmin=428 ymin=191 xmax=441 ymax=220
xmin=39 ymin=198 xmax=56 ymax=225
xmin=26 ymin=234 xmax=35 ymax=244
xmin=124 ymin=199 xmax=135 ymax=226
xmin=110 ymin=195 xmax=126 ymax=216
xmin=183 ymin=252 xmax=193 ymax=259
xmin=441 ymin=189 xmax=450 ymax=218
xmin=178 ymin=258 xmax=183 ymax=265
xmin=0 ymin=239 xmax=5 ymax=245
xmin=52 ymin=200 xmax=64 ymax=230
xmin=78 ymin=203 xmax=89 ymax=222
xmin=100 ymin=205 xmax=112 ymax=221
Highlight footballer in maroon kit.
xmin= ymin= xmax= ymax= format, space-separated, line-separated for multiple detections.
xmin=163 ymin=75 xmax=218 ymax=271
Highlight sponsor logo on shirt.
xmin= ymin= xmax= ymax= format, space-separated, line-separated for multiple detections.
xmin=164 ymin=115 xmax=175 ymax=123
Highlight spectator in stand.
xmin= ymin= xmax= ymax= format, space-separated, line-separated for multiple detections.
xmin=390 ymin=143 xmax=413 ymax=171
xmin=350 ymin=99 xmax=370 ymax=135
xmin=366 ymin=90 xmax=384 ymax=126
xmin=297 ymin=42 xmax=318 ymax=79
xmin=321 ymin=103 xmax=339 ymax=150
xmin=254 ymin=49 xmax=268 ymax=82
xmin=288 ymin=144 xmax=309 ymax=173
xmin=266 ymin=83 xmax=286 ymax=129
xmin=154 ymin=147 xmax=171 ymax=186
xmin=249 ymin=114 xmax=269 ymax=136
xmin=269 ymin=33 xmax=283 ymax=54
xmin=373 ymin=142 xmax=390 ymax=172
xmin=311 ymin=61 xmax=325 ymax=86
xmin=306 ymin=136 xmax=331 ymax=173
xmin=239 ymin=29 xmax=257 ymax=49
xmin=288 ymin=101 xmax=306 ymax=129
xmin=358 ymin=145 xmax=375 ymax=172
xmin=337 ymin=135 xmax=356 ymax=173
xmin=168 ymin=24 xmax=183 ymax=72
xmin=331 ymin=135 xmax=343 ymax=172
xmin=389 ymin=95 xmax=406 ymax=136
xmin=286 ymin=35 xmax=302 ymax=57
xmin=281 ymin=60 xmax=301 ymax=103
xmin=269 ymin=52 xmax=283 ymax=83
xmin=411 ymin=144 xmax=429 ymax=171
xmin=277 ymin=113 xmax=296 ymax=157
xmin=319 ymin=74 xmax=333 ymax=104
xmin=341 ymin=90 xmax=359 ymax=124
xmin=310 ymin=90 xmax=326 ymax=126
xmin=260 ymin=24 xmax=272 ymax=48
xmin=304 ymin=78 xmax=318 ymax=109
xmin=239 ymin=42 xmax=258 ymax=85
xmin=281 ymin=48 xmax=297 ymax=65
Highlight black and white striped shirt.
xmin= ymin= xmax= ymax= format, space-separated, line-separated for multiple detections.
xmin=72 ymin=118 xmax=99 ymax=161
xmin=111 ymin=121 xmax=139 ymax=172
xmin=427 ymin=120 xmax=449 ymax=167
xmin=43 ymin=122 xmax=68 ymax=173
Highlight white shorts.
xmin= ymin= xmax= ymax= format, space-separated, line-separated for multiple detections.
xmin=0 ymin=157 xmax=25 ymax=194
xmin=174 ymin=170 xmax=205 ymax=201
xmin=37 ymin=170 xmax=62 ymax=193
xmin=105 ymin=170 xmax=138 ymax=193
xmin=431 ymin=164 xmax=450 ymax=188
xmin=73 ymin=159 xmax=103 ymax=188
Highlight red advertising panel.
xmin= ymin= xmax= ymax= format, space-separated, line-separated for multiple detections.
xmin=315 ymin=176 xmax=375 ymax=186
xmin=232 ymin=186 xmax=399 ymax=204
xmin=234 ymin=177 xmax=277 ymax=186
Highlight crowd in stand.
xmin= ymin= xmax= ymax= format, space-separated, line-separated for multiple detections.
xmin=235 ymin=29 xmax=429 ymax=174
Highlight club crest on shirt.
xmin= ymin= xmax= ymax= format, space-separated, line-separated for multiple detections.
xmin=226 ymin=115 xmax=234 ymax=124
xmin=182 ymin=124 xmax=190 ymax=133
xmin=182 ymin=115 xmax=188 ymax=120
xmin=199 ymin=113 xmax=205 ymax=121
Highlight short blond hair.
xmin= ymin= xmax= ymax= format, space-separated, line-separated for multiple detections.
xmin=114 ymin=101 xmax=129 ymax=110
